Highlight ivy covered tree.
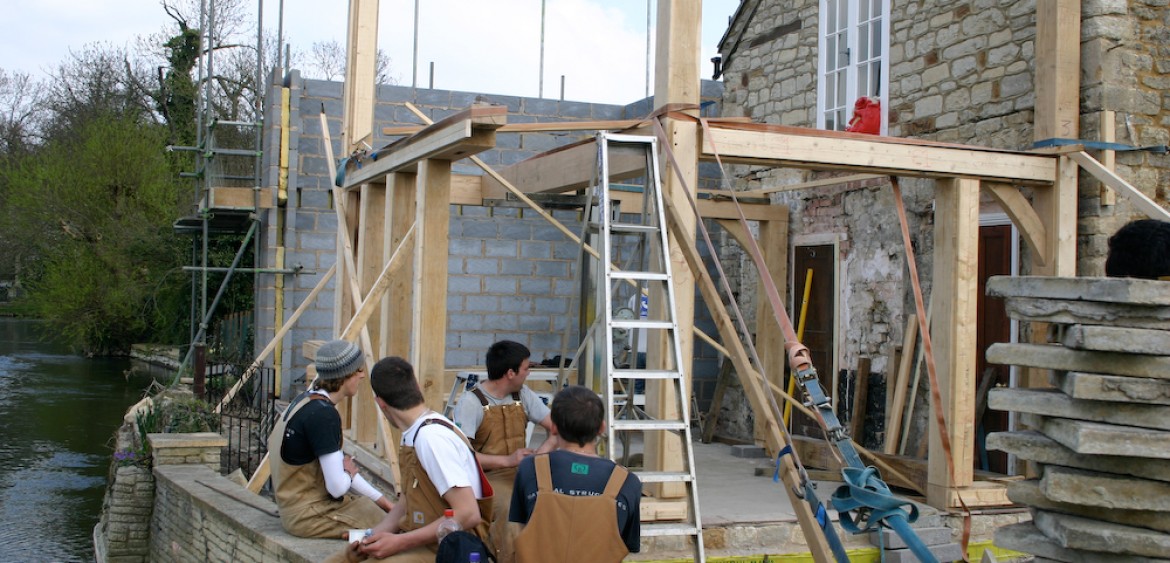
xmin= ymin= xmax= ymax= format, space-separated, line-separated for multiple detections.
xmin=4 ymin=111 xmax=188 ymax=355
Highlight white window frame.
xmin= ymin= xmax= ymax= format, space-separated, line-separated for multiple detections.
xmin=816 ymin=0 xmax=891 ymax=133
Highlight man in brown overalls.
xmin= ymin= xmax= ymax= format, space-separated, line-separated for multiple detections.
xmin=453 ymin=340 xmax=556 ymax=561
xmin=268 ymin=339 xmax=393 ymax=538
xmin=510 ymin=385 xmax=642 ymax=563
xmin=331 ymin=356 xmax=494 ymax=563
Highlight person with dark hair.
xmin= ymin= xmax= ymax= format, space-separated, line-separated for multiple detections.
xmin=330 ymin=356 xmax=494 ymax=563
xmin=509 ymin=385 xmax=642 ymax=563
xmin=267 ymin=339 xmax=393 ymax=538
xmin=453 ymin=340 xmax=556 ymax=561
xmin=1104 ymin=219 xmax=1170 ymax=279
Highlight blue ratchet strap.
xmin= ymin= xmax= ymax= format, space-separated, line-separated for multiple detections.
xmin=792 ymin=364 xmax=938 ymax=563
xmin=773 ymin=444 xmax=793 ymax=483
xmin=801 ymin=479 xmax=850 ymax=562
xmin=1032 ymin=137 xmax=1169 ymax=153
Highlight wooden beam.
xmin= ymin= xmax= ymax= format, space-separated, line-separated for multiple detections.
xmin=1033 ymin=0 xmax=1080 ymax=143
xmin=982 ymin=182 xmax=1048 ymax=266
xmin=663 ymin=196 xmax=835 ymax=561
xmin=382 ymin=117 xmax=755 ymax=136
xmin=884 ymin=314 xmax=917 ymax=455
xmin=384 ymin=172 xmax=416 ymax=359
xmin=716 ymin=217 xmax=788 ymax=447
xmin=411 ymin=159 xmax=452 ymax=411
xmin=927 ymin=178 xmax=979 ymax=508
xmin=480 ymin=137 xmax=647 ymax=198
xmin=342 ymin=0 xmax=379 ymax=152
xmin=740 ymin=173 xmax=884 ymax=196
xmin=343 ymin=105 xmax=506 ymax=188
xmin=1069 ymin=151 xmax=1170 ymax=222
xmin=699 ymin=125 xmax=1057 ymax=185
xmin=1099 ymin=110 xmax=1117 ymax=206
xmin=354 ymin=183 xmax=386 ymax=444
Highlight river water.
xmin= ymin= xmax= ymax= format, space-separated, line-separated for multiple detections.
xmin=0 ymin=317 xmax=159 ymax=562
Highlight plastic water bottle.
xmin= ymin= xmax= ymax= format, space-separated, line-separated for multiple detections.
xmin=435 ymin=508 xmax=460 ymax=542
xmin=469 ymin=553 xmax=480 ymax=563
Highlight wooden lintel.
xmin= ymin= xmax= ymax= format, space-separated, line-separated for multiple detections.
xmin=740 ymin=173 xmax=885 ymax=196
xmin=982 ymin=182 xmax=1048 ymax=266
xmin=699 ymin=124 xmax=1056 ymax=185
xmin=481 ymin=137 xmax=648 ymax=199
xmin=343 ymin=106 xmax=506 ymax=189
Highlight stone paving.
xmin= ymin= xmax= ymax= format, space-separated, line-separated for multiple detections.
xmin=986 ymin=276 xmax=1170 ymax=562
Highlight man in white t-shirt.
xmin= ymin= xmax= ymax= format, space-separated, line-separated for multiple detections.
xmin=330 ymin=356 xmax=493 ymax=563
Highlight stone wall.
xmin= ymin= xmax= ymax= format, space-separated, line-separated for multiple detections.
xmin=716 ymin=1 xmax=1170 ymax=445
xmin=255 ymin=73 xmax=727 ymax=404
xmin=144 ymin=432 xmax=341 ymax=563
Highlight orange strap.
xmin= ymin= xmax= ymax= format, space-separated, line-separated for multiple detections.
xmin=888 ymin=177 xmax=971 ymax=559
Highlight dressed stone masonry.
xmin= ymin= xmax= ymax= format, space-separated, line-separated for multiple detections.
xmin=985 ymin=275 xmax=1170 ymax=562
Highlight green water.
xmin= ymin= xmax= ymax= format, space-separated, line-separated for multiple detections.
xmin=0 ymin=317 xmax=159 ymax=562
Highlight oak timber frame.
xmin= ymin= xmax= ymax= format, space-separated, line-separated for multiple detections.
xmin=321 ymin=0 xmax=1082 ymax=522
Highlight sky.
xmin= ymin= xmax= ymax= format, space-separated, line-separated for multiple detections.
xmin=1 ymin=0 xmax=741 ymax=105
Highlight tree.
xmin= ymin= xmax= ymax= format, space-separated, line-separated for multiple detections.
xmin=4 ymin=112 xmax=188 ymax=354
xmin=303 ymin=40 xmax=396 ymax=85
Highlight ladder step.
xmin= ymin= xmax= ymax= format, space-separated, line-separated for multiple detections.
xmin=613 ymin=369 xmax=679 ymax=380
xmin=610 ymin=222 xmax=659 ymax=234
xmin=612 ymin=319 xmax=674 ymax=330
xmin=640 ymin=523 xmax=702 ymax=537
xmin=634 ymin=470 xmax=694 ymax=483
xmin=609 ymin=271 xmax=669 ymax=282
xmin=611 ymin=419 xmax=688 ymax=432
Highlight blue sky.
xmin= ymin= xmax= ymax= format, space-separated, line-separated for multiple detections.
xmin=2 ymin=0 xmax=740 ymax=105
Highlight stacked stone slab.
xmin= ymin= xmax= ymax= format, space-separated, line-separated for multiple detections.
xmin=868 ymin=526 xmax=964 ymax=563
xmin=983 ymin=276 xmax=1170 ymax=562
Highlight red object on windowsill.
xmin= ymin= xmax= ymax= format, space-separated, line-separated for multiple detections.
xmin=845 ymin=96 xmax=881 ymax=135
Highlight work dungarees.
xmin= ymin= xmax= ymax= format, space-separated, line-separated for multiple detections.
xmin=469 ymin=387 xmax=527 ymax=562
xmin=269 ymin=392 xmax=385 ymax=538
xmin=513 ymin=454 xmax=630 ymax=563
xmin=396 ymin=417 xmax=495 ymax=560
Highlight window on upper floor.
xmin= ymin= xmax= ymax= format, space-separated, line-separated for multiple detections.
xmin=817 ymin=0 xmax=890 ymax=133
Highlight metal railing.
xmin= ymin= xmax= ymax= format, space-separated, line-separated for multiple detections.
xmin=202 ymin=362 xmax=277 ymax=477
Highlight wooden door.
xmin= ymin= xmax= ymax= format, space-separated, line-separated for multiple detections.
xmin=977 ymin=225 xmax=1012 ymax=473
xmin=791 ymin=244 xmax=837 ymax=437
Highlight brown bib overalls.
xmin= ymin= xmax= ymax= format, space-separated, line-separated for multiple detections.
xmin=469 ymin=387 xmax=528 ymax=562
xmin=513 ymin=454 xmax=630 ymax=563
xmin=269 ymin=392 xmax=385 ymax=538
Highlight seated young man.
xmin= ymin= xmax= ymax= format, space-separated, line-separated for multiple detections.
xmin=509 ymin=385 xmax=642 ymax=563
xmin=268 ymin=339 xmax=393 ymax=539
xmin=330 ymin=356 xmax=494 ymax=563
xmin=453 ymin=340 xmax=556 ymax=561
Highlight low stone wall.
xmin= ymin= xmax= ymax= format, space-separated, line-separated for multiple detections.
xmin=144 ymin=432 xmax=344 ymax=563
xmin=150 ymin=464 xmax=342 ymax=563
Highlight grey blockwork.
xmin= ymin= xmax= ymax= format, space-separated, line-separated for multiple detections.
xmin=259 ymin=75 xmax=724 ymax=398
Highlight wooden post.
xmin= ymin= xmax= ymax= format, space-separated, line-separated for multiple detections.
xmin=342 ymin=0 xmax=379 ymax=153
xmin=850 ymin=358 xmax=871 ymax=442
xmin=645 ymin=0 xmax=702 ymax=499
xmin=354 ymin=184 xmax=386 ymax=444
xmin=927 ymin=178 xmax=979 ymax=508
xmin=883 ymin=314 xmax=917 ymax=455
xmin=385 ymin=172 xmax=417 ymax=359
xmin=412 ymin=159 xmax=452 ymax=411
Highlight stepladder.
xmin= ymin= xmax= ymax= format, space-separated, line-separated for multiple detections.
xmin=578 ymin=132 xmax=706 ymax=562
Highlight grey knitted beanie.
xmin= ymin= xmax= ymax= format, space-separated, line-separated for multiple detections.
xmin=315 ymin=340 xmax=364 ymax=381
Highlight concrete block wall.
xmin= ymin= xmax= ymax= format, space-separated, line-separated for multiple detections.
xmin=257 ymin=75 xmax=728 ymax=401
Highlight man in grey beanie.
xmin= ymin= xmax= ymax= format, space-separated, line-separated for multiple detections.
xmin=267 ymin=339 xmax=395 ymax=538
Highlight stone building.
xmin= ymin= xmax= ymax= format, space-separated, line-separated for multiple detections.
xmin=714 ymin=0 xmax=1170 ymax=464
